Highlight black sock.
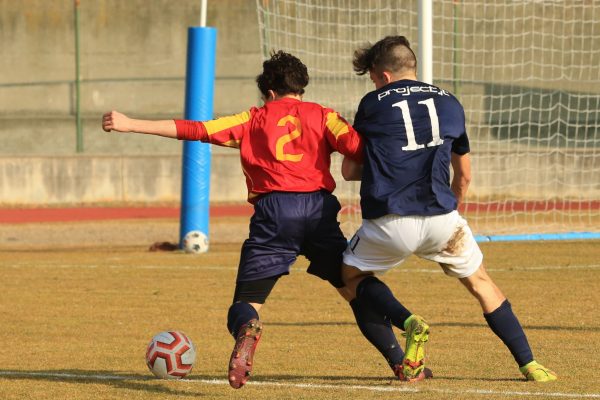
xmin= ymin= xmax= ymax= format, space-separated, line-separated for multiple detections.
xmin=350 ymin=298 xmax=404 ymax=367
xmin=484 ymin=299 xmax=533 ymax=367
xmin=356 ymin=276 xmax=412 ymax=331
xmin=227 ymin=301 xmax=259 ymax=338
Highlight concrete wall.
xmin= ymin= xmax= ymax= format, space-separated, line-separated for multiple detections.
xmin=0 ymin=0 xmax=259 ymax=205
xmin=1 ymin=1 xmax=598 ymax=206
xmin=1 ymin=0 xmax=263 ymax=154
xmin=3 ymin=150 xmax=597 ymax=206
xmin=0 ymin=154 xmax=247 ymax=205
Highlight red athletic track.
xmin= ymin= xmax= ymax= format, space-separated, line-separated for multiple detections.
xmin=460 ymin=200 xmax=600 ymax=213
xmin=0 ymin=201 xmax=597 ymax=224
xmin=0 ymin=205 xmax=253 ymax=224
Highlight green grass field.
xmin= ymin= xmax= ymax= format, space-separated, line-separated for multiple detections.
xmin=0 ymin=219 xmax=598 ymax=399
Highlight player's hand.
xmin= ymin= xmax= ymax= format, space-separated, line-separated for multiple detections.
xmin=102 ymin=110 xmax=132 ymax=133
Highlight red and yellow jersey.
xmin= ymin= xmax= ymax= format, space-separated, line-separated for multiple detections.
xmin=174 ymin=98 xmax=363 ymax=202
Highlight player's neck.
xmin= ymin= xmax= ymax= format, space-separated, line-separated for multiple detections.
xmin=274 ymin=93 xmax=302 ymax=101
xmin=264 ymin=93 xmax=302 ymax=104
xmin=374 ymin=71 xmax=417 ymax=89
xmin=389 ymin=71 xmax=417 ymax=83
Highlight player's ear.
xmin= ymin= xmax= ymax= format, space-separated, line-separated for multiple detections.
xmin=382 ymin=71 xmax=393 ymax=84
xmin=266 ymin=90 xmax=276 ymax=102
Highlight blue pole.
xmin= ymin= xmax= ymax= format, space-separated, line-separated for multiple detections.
xmin=475 ymin=232 xmax=600 ymax=243
xmin=179 ymin=27 xmax=217 ymax=251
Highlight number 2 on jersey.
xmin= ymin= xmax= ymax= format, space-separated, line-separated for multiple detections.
xmin=275 ymin=115 xmax=304 ymax=162
xmin=392 ymin=98 xmax=443 ymax=151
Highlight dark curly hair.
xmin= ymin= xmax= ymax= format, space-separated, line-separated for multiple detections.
xmin=256 ymin=50 xmax=309 ymax=97
xmin=352 ymin=35 xmax=417 ymax=76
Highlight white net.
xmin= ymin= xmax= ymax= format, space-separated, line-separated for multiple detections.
xmin=256 ymin=0 xmax=600 ymax=237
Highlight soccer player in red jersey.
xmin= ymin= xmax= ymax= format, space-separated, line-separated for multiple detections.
xmin=103 ymin=51 xmax=419 ymax=388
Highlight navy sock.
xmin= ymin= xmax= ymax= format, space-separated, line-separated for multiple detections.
xmin=227 ymin=301 xmax=259 ymax=338
xmin=356 ymin=276 xmax=412 ymax=331
xmin=484 ymin=299 xmax=533 ymax=367
xmin=350 ymin=298 xmax=404 ymax=367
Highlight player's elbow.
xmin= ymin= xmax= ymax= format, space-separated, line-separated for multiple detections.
xmin=461 ymin=173 xmax=472 ymax=188
xmin=341 ymin=157 xmax=363 ymax=181
xmin=342 ymin=169 xmax=360 ymax=181
xmin=454 ymin=167 xmax=472 ymax=188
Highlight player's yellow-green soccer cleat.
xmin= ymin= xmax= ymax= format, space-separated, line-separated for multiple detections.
xmin=399 ymin=314 xmax=430 ymax=382
xmin=519 ymin=361 xmax=558 ymax=382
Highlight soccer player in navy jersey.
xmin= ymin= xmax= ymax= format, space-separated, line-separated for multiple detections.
xmin=340 ymin=36 xmax=557 ymax=382
xmin=102 ymin=51 xmax=425 ymax=387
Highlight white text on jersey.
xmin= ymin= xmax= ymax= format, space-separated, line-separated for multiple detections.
xmin=378 ymin=86 xmax=450 ymax=101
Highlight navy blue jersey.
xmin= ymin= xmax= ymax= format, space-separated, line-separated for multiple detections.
xmin=354 ymin=80 xmax=470 ymax=219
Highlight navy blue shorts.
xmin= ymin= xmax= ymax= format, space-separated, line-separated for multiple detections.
xmin=237 ymin=190 xmax=348 ymax=288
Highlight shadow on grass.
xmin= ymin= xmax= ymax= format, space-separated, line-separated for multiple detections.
xmin=0 ymin=369 xmax=217 ymax=397
xmin=0 ymin=368 xmax=527 ymax=391
xmin=247 ymin=373 xmax=521 ymax=384
xmin=434 ymin=321 xmax=599 ymax=332
xmin=267 ymin=320 xmax=599 ymax=332
xmin=0 ymin=369 xmax=410 ymax=391
xmin=267 ymin=321 xmax=354 ymax=327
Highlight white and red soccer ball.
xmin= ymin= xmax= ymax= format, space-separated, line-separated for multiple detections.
xmin=145 ymin=331 xmax=196 ymax=379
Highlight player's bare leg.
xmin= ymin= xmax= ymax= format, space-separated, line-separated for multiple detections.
xmin=459 ymin=264 xmax=557 ymax=382
xmin=336 ymin=286 xmax=355 ymax=302
xmin=458 ymin=264 xmax=505 ymax=313
xmin=340 ymin=262 xmax=373 ymax=297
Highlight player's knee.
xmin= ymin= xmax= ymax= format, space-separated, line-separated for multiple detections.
xmin=336 ymin=286 xmax=355 ymax=302
xmin=340 ymin=263 xmax=356 ymax=282
xmin=460 ymin=267 xmax=504 ymax=302
xmin=341 ymin=263 xmax=371 ymax=294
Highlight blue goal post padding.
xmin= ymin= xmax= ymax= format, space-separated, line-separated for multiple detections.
xmin=179 ymin=27 xmax=217 ymax=250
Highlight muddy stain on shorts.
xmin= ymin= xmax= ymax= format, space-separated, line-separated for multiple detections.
xmin=443 ymin=225 xmax=467 ymax=255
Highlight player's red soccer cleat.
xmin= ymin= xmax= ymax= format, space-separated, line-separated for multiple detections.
xmin=228 ymin=319 xmax=263 ymax=389
xmin=393 ymin=365 xmax=433 ymax=382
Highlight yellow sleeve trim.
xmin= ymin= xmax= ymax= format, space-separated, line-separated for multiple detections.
xmin=204 ymin=111 xmax=251 ymax=136
xmin=220 ymin=139 xmax=241 ymax=149
xmin=326 ymin=112 xmax=350 ymax=140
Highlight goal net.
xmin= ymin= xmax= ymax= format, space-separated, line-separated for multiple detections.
xmin=256 ymin=0 xmax=600 ymax=239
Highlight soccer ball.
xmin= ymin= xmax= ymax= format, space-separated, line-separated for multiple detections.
xmin=182 ymin=230 xmax=209 ymax=254
xmin=145 ymin=331 xmax=196 ymax=379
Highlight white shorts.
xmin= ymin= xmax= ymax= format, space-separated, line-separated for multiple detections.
xmin=343 ymin=211 xmax=483 ymax=278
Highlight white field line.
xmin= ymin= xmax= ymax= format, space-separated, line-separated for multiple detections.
xmin=3 ymin=263 xmax=600 ymax=273
xmin=0 ymin=371 xmax=598 ymax=398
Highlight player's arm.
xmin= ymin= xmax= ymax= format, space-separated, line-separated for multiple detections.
xmin=342 ymin=156 xmax=363 ymax=181
xmin=102 ymin=111 xmax=177 ymax=138
xmin=323 ymin=109 xmax=365 ymax=163
xmin=450 ymin=152 xmax=472 ymax=207
xmin=176 ymin=111 xmax=252 ymax=148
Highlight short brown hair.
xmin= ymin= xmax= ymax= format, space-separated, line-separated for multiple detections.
xmin=256 ymin=51 xmax=309 ymax=97
xmin=352 ymin=35 xmax=417 ymax=76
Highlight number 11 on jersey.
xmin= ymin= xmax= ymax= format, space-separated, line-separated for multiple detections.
xmin=393 ymin=98 xmax=444 ymax=151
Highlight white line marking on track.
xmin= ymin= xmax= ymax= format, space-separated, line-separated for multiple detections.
xmin=0 ymin=371 xmax=598 ymax=398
